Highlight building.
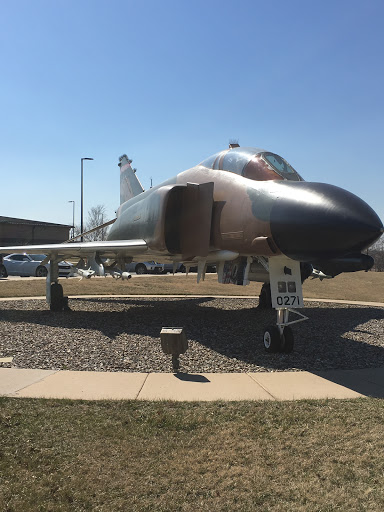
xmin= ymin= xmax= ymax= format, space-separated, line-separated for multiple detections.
xmin=0 ymin=216 xmax=71 ymax=247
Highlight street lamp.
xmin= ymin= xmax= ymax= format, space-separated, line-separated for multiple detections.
xmin=81 ymin=157 xmax=93 ymax=242
xmin=68 ymin=200 xmax=75 ymax=239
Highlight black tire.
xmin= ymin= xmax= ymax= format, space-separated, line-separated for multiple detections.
xmin=258 ymin=283 xmax=272 ymax=309
xmin=263 ymin=325 xmax=282 ymax=353
xmin=281 ymin=326 xmax=294 ymax=353
xmin=50 ymin=283 xmax=64 ymax=311
xmin=36 ymin=266 xmax=48 ymax=277
xmin=135 ymin=263 xmax=147 ymax=275
xmin=179 ymin=265 xmax=186 ymax=273
xmin=0 ymin=265 xmax=8 ymax=278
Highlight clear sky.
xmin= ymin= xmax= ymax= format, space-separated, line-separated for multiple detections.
xmin=1 ymin=0 xmax=383 ymax=227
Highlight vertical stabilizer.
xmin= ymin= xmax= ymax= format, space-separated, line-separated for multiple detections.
xmin=119 ymin=154 xmax=145 ymax=204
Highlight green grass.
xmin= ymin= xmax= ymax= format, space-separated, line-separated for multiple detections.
xmin=1 ymin=398 xmax=384 ymax=511
xmin=1 ymin=273 xmax=383 ymax=510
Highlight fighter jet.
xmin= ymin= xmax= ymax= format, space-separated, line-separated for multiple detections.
xmin=1 ymin=143 xmax=382 ymax=353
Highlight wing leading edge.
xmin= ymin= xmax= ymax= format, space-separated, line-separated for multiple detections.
xmin=0 ymin=239 xmax=148 ymax=259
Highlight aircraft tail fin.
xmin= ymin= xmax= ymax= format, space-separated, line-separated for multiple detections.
xmin=119 ymin=154 xmax=145 ymax=204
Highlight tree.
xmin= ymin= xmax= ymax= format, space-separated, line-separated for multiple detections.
xmin=84 ymin=204 xmax=109 ymax=241
xmin=369 ymin=235 xmax=384 ymax=272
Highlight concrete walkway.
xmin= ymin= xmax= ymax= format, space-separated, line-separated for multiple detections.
xmin=2 ymin=367 xmax=384 ymax=401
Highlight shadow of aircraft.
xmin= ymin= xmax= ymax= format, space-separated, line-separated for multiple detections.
xmin=1 ymin=298 xmax=383 ymax=387
xmin=312 ymin=368 xmax=384 ymax=398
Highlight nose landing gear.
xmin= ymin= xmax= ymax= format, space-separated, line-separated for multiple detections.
xmin=264 ymin=326 xmax=294 ymax=353
xmin=260 ymin=256 xmax=309 ymax=353
xmin=263 ymin=309 xmax=307 ymax=353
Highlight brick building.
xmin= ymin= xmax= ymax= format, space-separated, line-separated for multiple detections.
xmin=0 ymin=216 xmax=71 ymax=247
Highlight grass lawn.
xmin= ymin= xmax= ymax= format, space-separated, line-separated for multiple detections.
xmin=0 ymin=271 xmax=383 ymax=302
xmin=1 ymin=398 xmax=384 ymax=511
xmin=1 ymin=273 xmax=383 ymax=510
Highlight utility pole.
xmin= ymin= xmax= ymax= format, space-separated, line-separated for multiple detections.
xmin=68 ymin=200 xmax=75 ymax=239
xmin=80 ymin=157 xmax=94 ymax=242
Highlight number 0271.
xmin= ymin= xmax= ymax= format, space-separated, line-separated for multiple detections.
xmin=276 ymin=295 xmax=301 ymax=306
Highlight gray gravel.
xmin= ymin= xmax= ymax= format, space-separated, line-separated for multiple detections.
xmin=0 ymin=297 xmax=383 ymax=373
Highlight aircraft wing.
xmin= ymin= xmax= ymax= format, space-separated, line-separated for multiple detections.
xmin=0 ymin=239 xmax=148 ymax=259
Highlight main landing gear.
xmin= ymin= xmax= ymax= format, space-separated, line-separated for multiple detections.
xmin=50 ymin=282 xmax=70 ymax=312
xmin=45 ymin=257 xmax=70 ymax=312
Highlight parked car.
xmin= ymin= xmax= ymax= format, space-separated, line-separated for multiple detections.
xmin=162 ymin=263 xmax=184 ymax=273
xmin=125 ymin=261 xmax=164 ymax=274
xmin=1 ymin=254 xmax=74 ymax=278
xmin=159 ymin=262 xmax=217 ymax=274
xmin=179 ymin=264 xmax=217 ymax=273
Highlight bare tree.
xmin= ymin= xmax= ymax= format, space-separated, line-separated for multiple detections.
xmin=72 ymin=224 xmax=82 ymax=240
xmin=84 ymin=204 xmax=109 ymax=241
xmin=369 ymin=235 xmax=384 ymax=272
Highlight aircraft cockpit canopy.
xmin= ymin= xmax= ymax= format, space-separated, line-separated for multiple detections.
xmin=200 ymin=147 xmax=303 ymax=182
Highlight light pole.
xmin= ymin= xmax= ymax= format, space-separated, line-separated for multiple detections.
xmin=81 ymin=157 xmax=93 ymax=242
xmin=68 ymin=200 xmax=75 ymax=239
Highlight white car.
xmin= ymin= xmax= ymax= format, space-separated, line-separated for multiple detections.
xmin=125 ymin=261 xmax=164 ymax=274
xmin=0 ymin=253 xmax=74 ymax=278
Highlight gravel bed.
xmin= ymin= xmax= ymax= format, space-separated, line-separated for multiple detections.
xmin=0 ymin=297 xmax=383 ymax=373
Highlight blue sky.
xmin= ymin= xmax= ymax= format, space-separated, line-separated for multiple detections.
xmin=1 ymin=0 xmax=383 ymax=227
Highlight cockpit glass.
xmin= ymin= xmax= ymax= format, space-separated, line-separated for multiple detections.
xmin=199 ymin=153 xmax=220 ymax=169
xmin=262 ymin=153 xmax=296 ymax=175
xmin=200 ymin=147 xmax=303 ymax=181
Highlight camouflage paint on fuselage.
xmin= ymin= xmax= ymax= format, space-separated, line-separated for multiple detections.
xmin=108 ymin=146 xmax=383 ymax=268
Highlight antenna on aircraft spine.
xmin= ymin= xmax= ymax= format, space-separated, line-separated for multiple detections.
xmin=229 ymin=139 xmax=240 ymax=149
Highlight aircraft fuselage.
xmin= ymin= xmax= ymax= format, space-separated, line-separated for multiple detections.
xmin=109 ymin=159 xmax=383 ymax=271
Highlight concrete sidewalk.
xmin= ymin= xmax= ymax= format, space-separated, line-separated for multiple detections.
xmin=1 ymin=367 xmax=384 ymax=401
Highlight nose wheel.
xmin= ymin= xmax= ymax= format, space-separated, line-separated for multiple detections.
xmin=263 ymin=324 xmax=294 ymax=353
xmin=263 ymin=325 xmax=281 ymax=353
xmin=263 ymin=308 xmax=307 ymax=354
xmin=281 ymin=325 xmax=294 ymax=353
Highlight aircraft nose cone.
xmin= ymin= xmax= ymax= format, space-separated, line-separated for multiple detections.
xmin=270 ymin=182 xmax=383 ymax=261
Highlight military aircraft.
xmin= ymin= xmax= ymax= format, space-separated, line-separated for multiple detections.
xmin=1 ymin=143 xmax=383 ymax=353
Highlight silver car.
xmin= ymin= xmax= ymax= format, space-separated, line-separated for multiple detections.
xmin=125 ymin=261 xmax=164 ymax=275
xmin=1 ymin=253 xmax=73 ymax=278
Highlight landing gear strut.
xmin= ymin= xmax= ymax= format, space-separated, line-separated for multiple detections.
xmin=46 ymin=256 xmax=70 ymax=312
